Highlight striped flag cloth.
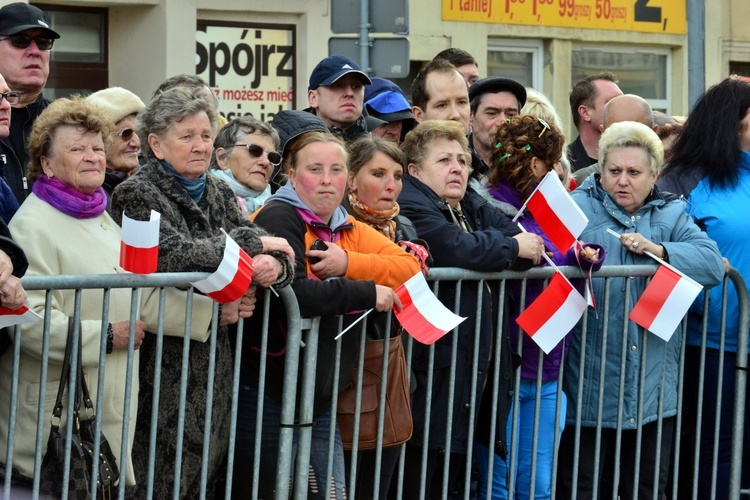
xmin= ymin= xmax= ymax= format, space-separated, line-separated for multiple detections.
xmin=120 ymin=210 xmax=160 ymax=274
xmin=629 ymin=264 xmax=703 ymax=341
xmin=190 ymin=233 xmax=254 ymax=304
xmin=525 ymin=171 xmax=589 ymax=253
xmin=394 ymin=272 xmax=466 ymax=345
xmin=0 ymin=305 xmax=42 ymax=329
xmin=516 ymin=272 xmax=587 ymax=354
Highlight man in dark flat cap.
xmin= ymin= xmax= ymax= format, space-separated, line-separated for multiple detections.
xmin=468 ymin=77 xmax=527 ymax=181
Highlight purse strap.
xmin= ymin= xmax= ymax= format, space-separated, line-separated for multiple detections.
xmin=50 ymin=318 xmax=86 ymax=422
xmin=77 ymin=329 xmax=95 ymax=417
xmin=50 ymin=319 xmax=76 ymax=422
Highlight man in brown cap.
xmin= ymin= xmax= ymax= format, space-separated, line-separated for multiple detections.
xmin=0 ymin=2 xmax=60 ymax=203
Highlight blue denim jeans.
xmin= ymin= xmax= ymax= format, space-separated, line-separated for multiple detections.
xmin=475 ymin=378 xmax=566 ymax=500
xmin=232 ymin=384 xmax=347 ymax=499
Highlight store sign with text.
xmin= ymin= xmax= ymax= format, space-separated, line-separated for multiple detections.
xmin=442 ymin=0 xmax=685 ymax=35
xmin=196 ymin=22 xmax=296 ymax=123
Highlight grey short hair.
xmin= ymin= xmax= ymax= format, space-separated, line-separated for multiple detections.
xmin=599 ymin=121 xmax=664 ymax=174
xmin=210 ymin=116 xmax=280 ymax=169
xmin=138 ymin=87 xmax=219 ymax=160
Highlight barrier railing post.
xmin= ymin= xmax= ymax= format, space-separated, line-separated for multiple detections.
xmin=728 ymin=268 xmax=749 ymax=498
xmin=3 ymin=266 xmax=746 ymax=499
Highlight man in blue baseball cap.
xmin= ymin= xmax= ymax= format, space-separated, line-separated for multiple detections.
xmin=306 ymin=54 xmax=376 ymax=142
xmin=363 ymin=77 xmax=414 ymax=144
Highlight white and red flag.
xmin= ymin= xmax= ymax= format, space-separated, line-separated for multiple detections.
xmin=394 ymin=272 xmax=466 ymax=345
xmin=0 ymin=305 xmax=42 ymax=329
xmin=516 ymin=272 xmax=588 ymax=354
xmin=120 ymin=210 xmax=160 ymax=274
xmin=629 ymin=264 xmax=703 ymax=341
xmin=515 ymin=171 xmax=589 ymax=253
xmin=190 ymin=232 xmax=254 ymax=304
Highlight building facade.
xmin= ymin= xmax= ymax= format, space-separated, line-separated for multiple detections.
xmin=17 ymin=0 xmax=747 ymax=136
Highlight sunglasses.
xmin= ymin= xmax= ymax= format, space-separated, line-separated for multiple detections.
xmin=116 ymin=128 xmax=135 ymax=141
xmin=0 ymin=91 xmax=21 ymax=105
xmin=234 ymin=143 xmax=282 ymax=166
xmin=0 ymin=35 xmax=54 ymax=50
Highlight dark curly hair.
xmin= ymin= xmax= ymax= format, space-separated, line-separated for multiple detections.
xmin=489 ymin=115 xmax=565 ymax=199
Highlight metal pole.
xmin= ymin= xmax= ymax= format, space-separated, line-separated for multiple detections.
xmin=359 ymin=0 xmax=370 ymax=73
xmin=687 ymin=0 xmax=705 ymax=110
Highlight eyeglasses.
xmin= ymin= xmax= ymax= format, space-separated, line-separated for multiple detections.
xmin=234 ymin=144 xmax=282 ymax=165
xmin=0 ymin=91 xmax=21 ymax=105
xmin=116 ymin=128 xmax=135 ymax=141
xmin=537 ymin=118 xmax=550 ymax=138
xmin=0 ymin=35 xmax=54 ymax=51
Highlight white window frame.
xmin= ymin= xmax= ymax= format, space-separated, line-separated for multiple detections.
xmin=487 ymin=38 xmax=544 ymax=91
xmin=573 ymin=44 xmax=672 ymax=114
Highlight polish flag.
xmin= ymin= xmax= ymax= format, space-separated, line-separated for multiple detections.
xmin=629 ymin=264 xmax=703 ymax=341
xmin=120 ymin=210 xmax=160 ymax=274
xmin=521 ymin=171 xmax=589 ymax=253
xmin=190 ymin=233 xmax=254 ymax=304
xmin=394 ymin=272 xmax=466 ymax=345
xmin=516 ymin=272 xmax=587 ymax=354
xmin=0 ymin=305 xmax=42 ymax=329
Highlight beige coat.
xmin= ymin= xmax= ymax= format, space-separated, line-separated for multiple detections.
xmin=0 ymin=194 xmax=213 ymax=485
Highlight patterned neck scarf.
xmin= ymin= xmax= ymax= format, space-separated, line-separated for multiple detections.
xmin=347 ymin=191 xmax=399 ymax=241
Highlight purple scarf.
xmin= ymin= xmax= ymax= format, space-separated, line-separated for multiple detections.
xmin=32 ymin=174 xmax=107 ymax=219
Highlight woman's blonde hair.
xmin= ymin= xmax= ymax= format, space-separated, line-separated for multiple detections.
xmin=285 ymin=131 xmax=348 ymax=173
xmin=522 ymin=88 xmax=572 ymax=187
xmin=401 ymin=120 xmax=470 ymax=172
xmin=27 ymin=96 xmax=113 ymax=183
xmin=599 ymin=121 xmax=664 ymax=174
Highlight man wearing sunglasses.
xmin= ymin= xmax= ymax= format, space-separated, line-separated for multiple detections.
xmin=0 ymin=2 xmax=59 ymax=204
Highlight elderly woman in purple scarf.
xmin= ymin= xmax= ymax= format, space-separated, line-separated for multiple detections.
xmin=1 ymin=96 xmax=215 ymax=488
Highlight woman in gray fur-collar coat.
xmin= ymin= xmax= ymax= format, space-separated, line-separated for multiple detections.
xmin=111 ymin=87 xmax=293 ymax=498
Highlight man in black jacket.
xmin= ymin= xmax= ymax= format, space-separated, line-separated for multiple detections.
xmin=0 ymin=2 xmax=59 ymax=203
xmin=305 ymin=55 xmax=377 ymax=143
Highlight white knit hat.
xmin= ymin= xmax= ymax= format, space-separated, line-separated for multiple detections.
xmin=85 ymin=87 xmax=145 ymax=125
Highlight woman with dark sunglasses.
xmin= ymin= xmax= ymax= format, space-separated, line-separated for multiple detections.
xmin=210 ymin=116 xmax=282 ymax=216
xmin=86 ymin=87 xmax=145 ymax=213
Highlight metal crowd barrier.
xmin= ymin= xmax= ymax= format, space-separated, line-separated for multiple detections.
xmin=0 ymin=266 xmax=747 ymax=499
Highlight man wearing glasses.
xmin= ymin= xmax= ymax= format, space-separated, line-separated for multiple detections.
xmin=0 ymin=2 xmax=59 ymax=204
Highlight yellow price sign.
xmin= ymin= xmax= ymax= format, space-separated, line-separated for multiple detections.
xmin=442 ymin=0 xmax=685 ymax=34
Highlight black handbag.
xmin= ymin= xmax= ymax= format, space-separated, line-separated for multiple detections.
xmin=39 ymin=320 xmax=119 ymax=499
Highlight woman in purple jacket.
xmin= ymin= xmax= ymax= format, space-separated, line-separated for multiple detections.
xmin=474 ymin=115 xmax=604 ymax=499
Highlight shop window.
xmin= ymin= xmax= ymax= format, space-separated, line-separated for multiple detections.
xmin=730 ymin=61 xmax=750 ymax=79
xmin=35 ymin=4 xmax=107 ymax=99
xmin=487 ymin=39 xmax=543 ymax=90
xmin=572 ymin=46 xmax=671 ymax=113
